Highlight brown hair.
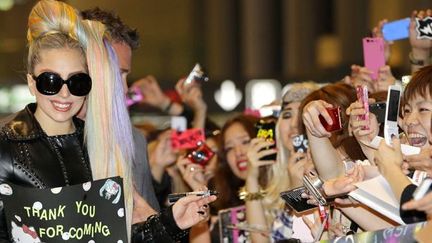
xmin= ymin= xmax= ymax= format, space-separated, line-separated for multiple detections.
xmin=211 ymin=115 xmax=258 ymax=211
xmin=403 ymin=65 xmax=432 ymax=104
xmin=300 ymin=82 xmax=366 ymax=160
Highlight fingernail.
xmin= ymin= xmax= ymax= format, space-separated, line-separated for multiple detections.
xmin=197 ymin=211 xmax=205 ymax=215
xmin=391 ymin=134 xmax=396 ymax=139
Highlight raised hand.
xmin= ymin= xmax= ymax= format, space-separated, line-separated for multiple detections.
xmin=302 ymin=100 xmax=333 ymax=138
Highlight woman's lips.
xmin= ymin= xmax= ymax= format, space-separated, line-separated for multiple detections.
xmin=51 ymin=101 xmax=72 ymax=112
xmin=237 ymin=160 xmax=248 ymax=171
xmin=408 ymin=133 xmax=428 ymax=147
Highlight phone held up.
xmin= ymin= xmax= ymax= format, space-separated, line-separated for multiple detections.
xmin=384 ymin=85 xmax=401 ymax=145
xmin=255 ymin=119 xmax=276 ymax=161
xmin=362 ymin=37 xmax=385 ymax=80
xmin=319 ymin=107 xmax=342 ymax=133
xmin=356 ymin=85 xmax=369 ymax=130
xmin=183 ymin=63 xmax=209 ymax=87
xmin=126 ymin=86 xmax=143 ymax=107
xmin=382 ymin=18 xmax=410 ymax=41
xmin=292 ymin=134 xmax=308 ymax=153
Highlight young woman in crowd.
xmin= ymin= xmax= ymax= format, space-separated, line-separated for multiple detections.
xmin=0 ymin=0 xmax=215 ymax=242
xmin=358 ymin=65 xmax=432 ymax=224
xmin=242 ymin=82 xmax=319 ymax=242
xmin=301 ymin=82 xmax=395 ymax=233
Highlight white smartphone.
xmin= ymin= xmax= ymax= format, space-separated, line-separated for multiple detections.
xmin=413 ymin=178 xmax=432 ymax=200
xmin=384 ymin=85 xmax=401 ymax=145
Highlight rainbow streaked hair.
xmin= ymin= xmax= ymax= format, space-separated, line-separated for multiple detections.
xmin=27 ymin=0 xmax=134 ymax=238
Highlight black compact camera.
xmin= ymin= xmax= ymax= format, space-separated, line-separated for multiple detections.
xmin=187 ymin=141 xmax=215 ymax=167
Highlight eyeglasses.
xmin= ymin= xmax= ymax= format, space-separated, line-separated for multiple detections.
xmin=32 ymin=72 xmax=92 ymax=97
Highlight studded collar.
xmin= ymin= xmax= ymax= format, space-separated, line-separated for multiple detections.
xmin=2 ymin=103 xmax=84 ymax=141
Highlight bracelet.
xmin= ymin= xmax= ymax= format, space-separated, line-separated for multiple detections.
xmin=162 ymin=99 xmax=173 ymax=113
xmin=409 ymin=52 xmax=429 ymax=66
xmin=238 ymin=186 xmax=266 ymax=201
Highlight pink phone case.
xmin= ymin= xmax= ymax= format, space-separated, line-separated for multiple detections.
xmin=356 ymin=85 xmax=369 ymax=130
xmin=362 ymin=37 xmax=385 ymax=80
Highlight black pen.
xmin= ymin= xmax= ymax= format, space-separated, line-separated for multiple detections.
xmin=168 ymin=190 xmax=218 ymax=203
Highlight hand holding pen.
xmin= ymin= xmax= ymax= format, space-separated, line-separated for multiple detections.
xmin=168 ymin=190 xmax=218 ymax=204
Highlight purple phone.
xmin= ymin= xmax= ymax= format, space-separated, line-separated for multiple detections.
xmin=362 ymin=37 xmax=385 ymax=80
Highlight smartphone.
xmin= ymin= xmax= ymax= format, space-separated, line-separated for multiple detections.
xmin=369 ymin=102 xmax=386 ymax=123
xmin=319 ymin=107 xmax=342 ymax=132
xmin=280 ymin=187 xmax=317 ymax=213
xmin=382 ymin=18 xmax=410 ymax=41
xmin=384 ymin=85 xmax=401 ymax=145
xmin=187 ymin=141 xmax=215 ymax=167
xmin=183 ymin=63 xmax=209 ymax=87
xmin=356 ymin=85 xmax=369 ymax=130
xmin=126 ymin=86 xmax=143 ymax=107
xmin=413 ymin=179 xmax=432 ymax=200
xmin=363 ymin=37 xmax=386 ymax=80
xmin=292 ymin=134 xmax=308 ymax=153
xmin=255 ymin=119 xmax=276 ymax=160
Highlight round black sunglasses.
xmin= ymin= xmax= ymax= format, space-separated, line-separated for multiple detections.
xmin=32 ymin=72 xmax=92 ymax=97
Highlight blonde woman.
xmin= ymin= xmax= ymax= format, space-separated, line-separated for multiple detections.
xmin=0 ymin=1 xmax=215 ymax=242
xmin=244 ymin=82 xmax=319 ymax=242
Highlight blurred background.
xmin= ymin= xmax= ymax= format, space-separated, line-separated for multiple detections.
xmin=0 ymin=0 xmax=430 ymax=124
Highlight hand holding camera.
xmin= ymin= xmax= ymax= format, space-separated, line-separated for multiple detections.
xmin=302 ymin=100 xmax=337 ymax=138
xmin=177 ymin=157 xmax=208 ymax=191
xmin=246 ymin=138 xmax=276 ymax=181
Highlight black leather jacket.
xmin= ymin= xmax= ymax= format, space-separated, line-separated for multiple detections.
xmin=0 ymin=104 xmax=188 ymax=242
xmin=0 ymin=104 xmax=92 ymax=241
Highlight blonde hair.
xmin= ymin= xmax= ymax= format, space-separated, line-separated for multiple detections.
xmin=27 ymin=0 xmax=134 ymax=238
xmin=263 ymin=81 xmax=319 ymax=222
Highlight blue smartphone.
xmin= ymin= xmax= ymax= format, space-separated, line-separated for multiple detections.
xmin=382 ymin=18 xmax=410 ymax=41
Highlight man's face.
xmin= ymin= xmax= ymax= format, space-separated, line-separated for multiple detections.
xmin=112 ymin=41 xmax=132 ymax=94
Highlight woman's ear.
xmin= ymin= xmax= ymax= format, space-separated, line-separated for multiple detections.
xmin=27 ymin=74 xmax=36 ymax=96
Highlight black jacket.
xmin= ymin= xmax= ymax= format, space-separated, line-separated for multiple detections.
xmin=0 ymin=104 xmax=92 ymax=241
xmin=0 ymin=104 xmax=188 ymax=242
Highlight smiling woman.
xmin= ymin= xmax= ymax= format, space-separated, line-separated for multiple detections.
xmin=0 ymin=0 xmax=217 ymax=242
xmin=402 ymin=65 xmax=432 ymax=149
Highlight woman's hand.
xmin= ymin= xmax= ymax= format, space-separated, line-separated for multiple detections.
xmin=172 ymin=191 xmax=217 ymax=229
xmin=409 ymin=10 xmax=432 ymax=51
xmin=372 ymin=19 xmax=393 ymax=62
xmin=374 ymin=137 xmax=403 ymax=173
xmin=344 ymin=65 xmax=374 ymax=91
xmin=375 ymin=66 xmax=396 ymax=93
xmin=246 ymin=138 xmax=276 ymax=181
xmin=323 ymin=165 xmax=364 ymax=197
xmin=149 ymin=130 xmax=177 ymax=169
xmin=404 ymin=147 xmax=432 ymax=176
xmin=132 ymin=75 xmax=171 ymax=110
xmin=175 ymin=78 xmax=207 ymax=112
xmin=302 ymin=100 xmax=333 ymax=138
xmin=177 ymin=156 xmax=208 ymax=191
xmin=287 ymin=151 xmax=312 ymax=188
xmin=346 ymin=99 xmax=379 ymax=144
